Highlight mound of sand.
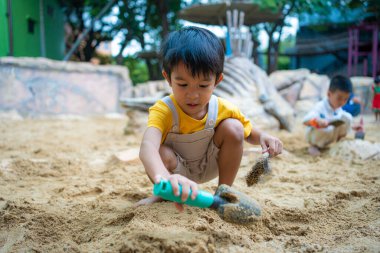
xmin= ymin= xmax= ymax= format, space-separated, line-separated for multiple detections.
xmin=0 ymin=114 xmax=379 ymax=252
xmin=330 ymin=139 xmax=380 ymax=161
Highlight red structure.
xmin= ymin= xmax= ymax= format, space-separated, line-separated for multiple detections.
xmin=348 ymin=23 xmax=379 ymax=78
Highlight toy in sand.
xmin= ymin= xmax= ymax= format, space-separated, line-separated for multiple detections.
xmin=328 ymin=119 xmax=346 ymax=127
xmin=153 ymin=180 xmax=261 ymax=224
xmin=246 ymin=153 xmax=271 ymax=186
xmin=353 ymin=117 xmax=365 ymax=140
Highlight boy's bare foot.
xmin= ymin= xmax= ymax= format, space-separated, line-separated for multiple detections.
xmin=308 ymin=146 xmax=321 ymax=156
xmin=134 ymin=196 xmax=163 ymax=207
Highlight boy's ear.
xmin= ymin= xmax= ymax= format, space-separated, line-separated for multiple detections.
xmin=215 ymin=73 xmax=224 ymax=86
xmin=162 ymin=70 xmax=171 ymax=85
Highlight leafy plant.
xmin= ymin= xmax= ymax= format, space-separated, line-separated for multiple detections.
xmin=123 ymin=56 xmax=149 ymax=85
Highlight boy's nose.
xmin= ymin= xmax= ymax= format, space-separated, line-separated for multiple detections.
xmin=187 ymin=92 xmax=199 ymax=99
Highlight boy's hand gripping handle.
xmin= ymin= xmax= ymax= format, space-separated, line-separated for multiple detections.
xmin=153 ymin=180 xmax=214 ymax=208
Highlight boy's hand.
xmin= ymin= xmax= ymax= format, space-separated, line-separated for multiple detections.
xmin=315 ymin=118 xmax=329 ymax=128
xmin=154 ymin=174 xmax=198 ymax=212
xmin=352 ymin=97 xmax=361 ymax=104
xmin=259 ymin=133 xmax=283 ymax=157
xmin=306 ymin=118 xmax=328 ymax=128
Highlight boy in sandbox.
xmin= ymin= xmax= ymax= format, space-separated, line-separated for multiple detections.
xmin=137 ymin=26 xmax=283 ymax=211
xmin=303 ymin=75 xmax=353 ymax=156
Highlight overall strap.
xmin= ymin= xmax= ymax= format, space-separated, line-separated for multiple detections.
xmin=161 ymin=96 xmax=180 ymax=133
xmin=205 ymin=95 xmax=218 ymax=129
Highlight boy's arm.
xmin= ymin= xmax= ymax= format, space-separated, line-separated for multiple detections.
xmin=139 ymin=126 xmax=198 ymax=207
xmin=139 ymin=127 xmax=171 ymax=183
xmin=245 ymin=127 xmax=283 ymax=157
xmin=302 ymin=104 xmax=328 ymax=128
xmin=244 ymin=127 xmax=262 ymax=145
xmin=303 ymin=109 xmax=319 ymax=125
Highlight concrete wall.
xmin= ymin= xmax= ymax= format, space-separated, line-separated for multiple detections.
xmin=0 ymin=57 xmax=132 ymax=117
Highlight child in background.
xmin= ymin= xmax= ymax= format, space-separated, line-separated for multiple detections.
xmin=372 ymin=76 xmax=380 ymax=122
xmin=303 ymin=75 xmax=353 ymax=156
xmin=137 ymin=26 xmax=283 ymax=210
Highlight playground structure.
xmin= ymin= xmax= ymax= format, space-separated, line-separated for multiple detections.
xmin=348 ymin=22 xmax=379 ymax=79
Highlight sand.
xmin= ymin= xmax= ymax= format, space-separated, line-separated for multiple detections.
xmin=0 ymin=113 xmax=379 ymax=252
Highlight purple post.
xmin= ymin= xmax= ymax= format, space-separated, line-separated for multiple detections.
xmin=348 ymin=29 xmax=353 ymax=76
xmin=372 ymin=25 xmax=378 ymax=78
xmin=354 ymin=29 xmax=359 ymax=76
xmin=347 ymin=23 xmax=379 ymax=78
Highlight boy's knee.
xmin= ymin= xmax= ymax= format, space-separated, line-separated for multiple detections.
xmin=306 ymin=128 xmax=333 ymax=148
xmin=216 ymin=119 xmax=245 ymax=143
xmin=159 ymin=145 xmax=177 ymax=171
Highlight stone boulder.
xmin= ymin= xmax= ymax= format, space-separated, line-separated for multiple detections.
xmin=0 ymin=57 xmax=132 ymax=117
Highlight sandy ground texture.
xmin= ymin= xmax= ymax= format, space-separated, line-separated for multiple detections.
xmin=0 ymin=113 xmax=379 ymax=253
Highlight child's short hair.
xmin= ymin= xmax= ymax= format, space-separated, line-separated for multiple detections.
xmin=329 ymin=75 xmax=353 ymax=93
xmin=160 ymin=26 xmax=225 ymax=80
xmin=375 ymin=75 xmax=380 ymax=84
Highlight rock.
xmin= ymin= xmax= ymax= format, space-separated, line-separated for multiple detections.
xmin=114 ymin=148 xmax=140 ymax=162
xmin=0 ymin=57 xmax=133 ymax=116
xmin=329 ymin=140 xmax=380 ymax=160
xmin=269 ymin=69 xmax=310 ymax=90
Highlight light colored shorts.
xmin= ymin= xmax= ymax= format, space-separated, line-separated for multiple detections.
xmin=172 ymin=140 xmax=220 ymax=184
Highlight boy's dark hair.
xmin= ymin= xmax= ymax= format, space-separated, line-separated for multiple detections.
xmin=375 ymin=75 xmax=380 ymax=84
xmin=160 ymin=26 xmax=225 ymax=80
xmin=329 ymin=75 xmax=353 ymax=93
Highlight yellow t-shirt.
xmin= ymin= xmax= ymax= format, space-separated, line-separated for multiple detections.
xmin=148 ymin=94 xmax=252 ymax=143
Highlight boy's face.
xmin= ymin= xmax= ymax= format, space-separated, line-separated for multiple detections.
xmin=327 ymin=90 xmax=350 ymax=110
xmin=163 ymin=61 xmax=223 ymax=120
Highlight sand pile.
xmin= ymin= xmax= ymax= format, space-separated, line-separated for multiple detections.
xmin=330 ymin=139 xmax=380 ymax=161
xmin=0 ymin=115 xmax=379 ymax=252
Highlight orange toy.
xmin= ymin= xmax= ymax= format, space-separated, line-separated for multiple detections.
xmin=307 ymin=118 xmax=320 ymax=128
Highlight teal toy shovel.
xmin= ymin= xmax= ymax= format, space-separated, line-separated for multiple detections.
xmin=153 ymin=180 xmax=261 ymax=224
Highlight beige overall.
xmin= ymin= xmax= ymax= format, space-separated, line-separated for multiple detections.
xmin=306 ymin=113 xmax=352 ymax=148
xmin=162 ymin=95 xmax=220 ymax=183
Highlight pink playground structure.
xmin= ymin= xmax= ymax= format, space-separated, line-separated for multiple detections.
xmin=348 ymin=22 xmax=379 ymax=78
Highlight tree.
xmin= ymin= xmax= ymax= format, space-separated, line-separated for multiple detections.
xmin=251 ymin=0 xmax=334 ymax=74
xmin=113 ymin=0 xmax=183 ymax=80
xmin=344 ymin=0 xmax=380 ymax=21
xmin=253 ymin=0 xmax=380 ymax=74
xmin=113 ymin=0 xmax=147 ymax=65
xmin=59 ymin=0 xmax=117 ymax=61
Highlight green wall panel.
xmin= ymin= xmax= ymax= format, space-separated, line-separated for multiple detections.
xmin=12 ymin=0 xmax=41 ymax=57
xmin=43 ymin=0 xmax=64 ymax=60
xmin=0 ymin=0 xmax=9 ymax=56
xmin=0 ymin=0 xmax=64 ymax=59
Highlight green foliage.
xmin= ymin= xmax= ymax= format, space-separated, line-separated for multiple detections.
xmin=115 ymin=0 xmax=183 ymax=54
xmin=114 ymin=0 xmax=183 ymax=80
xmin=280 ymin=34 xmax=296 ymax=51
xmin=253 ymin=0 xmax=380 ymax=21
xmin=123 ymin=56 xmax=149 ymax=85
xmin=346 ymin=0 xmax=380 ymax=21
xmin=277 ymin=34 xmax=295 ymax=70
xmin=277 ymin=56 xmax=290 ymax=70
xmin=93 ymin=53 xmax=113 ymax=65
xmin=58 ymin=0 xmax=116 ymax=61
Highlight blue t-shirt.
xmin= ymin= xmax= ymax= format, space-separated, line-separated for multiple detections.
xmin=342 ymin=93 xmax=361 ymax=117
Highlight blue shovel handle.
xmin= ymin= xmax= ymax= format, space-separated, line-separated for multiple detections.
xmin=153 ymin=179 xmax=214 ymax=208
